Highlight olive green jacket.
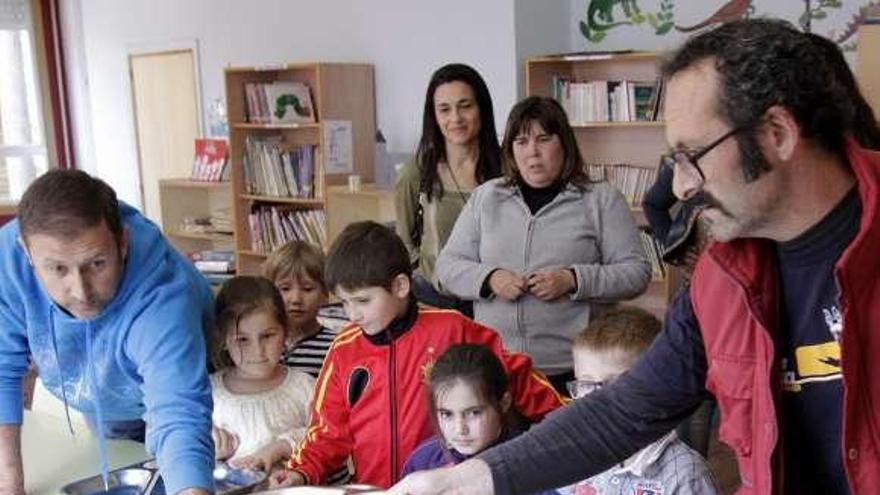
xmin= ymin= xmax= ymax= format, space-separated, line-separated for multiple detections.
xmin=394 ymin=157 xmax=470 ymax=281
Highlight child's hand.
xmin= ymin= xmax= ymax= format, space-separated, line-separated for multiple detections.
xmin=212 ymin=424 xmax=239 ymax=460
xmin=229 ymin=440 xmax=290 ymax=472
xmin=268 ymin=468 xmax=306 ymax=488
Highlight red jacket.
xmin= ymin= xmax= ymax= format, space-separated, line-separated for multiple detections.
xmin=289 ymin=307 xmax=565 ymax=488
xmin=690 ymin=140 xmax=880 ymax=494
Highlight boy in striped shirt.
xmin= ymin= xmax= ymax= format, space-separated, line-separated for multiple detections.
xmin=263 ymin=240 xmax=350 ymax=483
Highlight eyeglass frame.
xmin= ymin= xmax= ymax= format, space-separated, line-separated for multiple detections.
xmin=566 ymin=378 xmax=615 ymax=399
xmin=660 ymin=125 xmax=748 ymax=183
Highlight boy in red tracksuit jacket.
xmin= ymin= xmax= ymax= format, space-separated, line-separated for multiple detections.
xmin=269 ymin=221 xmax=565 ymax=489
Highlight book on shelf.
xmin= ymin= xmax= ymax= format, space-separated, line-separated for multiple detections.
xmin=244 ymin=81 xmax=316 ymax=124
xmin=540 ymin=49 xmax=635 ymax=61
xmin=190 ymin=138 xmax=229 ymax=182
xmin=243 ymin=136 xmax=318 ymax=199
xmin=639 ymin=229 xmax=666 ymax=280
xmin=177 ymin=207 xmax=234 ymax=235
xmin=248 ymin=205 xmax=326 ymax=253
xmin=586 ymin=162 xmax=658 ymax=207
xmin=204 ymin=272 xmax=235 ymax=287
xmin=266 ymin=81 xmax=315 ymax=124
xmin=188 ymin=249 xmax=236 ymax=274
xmin=550 ymin=78 xmax=662 ymax=124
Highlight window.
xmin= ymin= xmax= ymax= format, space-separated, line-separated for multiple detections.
xmin=0 ymin=0 xmax=48 ymax=202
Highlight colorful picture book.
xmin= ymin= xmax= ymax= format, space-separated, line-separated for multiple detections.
xmin=244 ymin=81 xmax=316 ymax=124
xmin=190 ymin=138 xmax=229 ymax=182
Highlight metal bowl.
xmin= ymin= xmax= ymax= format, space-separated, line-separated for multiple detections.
xmin=61 ymin=468 xmax=155 ymax=495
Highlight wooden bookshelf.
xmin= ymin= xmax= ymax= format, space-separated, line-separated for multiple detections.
xmin=526 ymin=51 xmax=679 ymax=315
xmin=325 ymin=184 xmax=396 ymax=242
xmin=857 ymin=24 xmax=880 ymax=119
xmin=158 ymin=178 xmax=234 ymax=257
xmin=225 ymin=63 xmax=376 ymax=274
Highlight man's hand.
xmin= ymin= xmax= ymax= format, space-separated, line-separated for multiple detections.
xmin=0 ymin=424 xmax=24 ymax=495
xmin=526 ymin=269 xmax=575 ymax=301
xmin=268 ymin=468 xmax=306 ymax=488
xmin=212 ymin=424 xmax=239 ymax=460
xmin=388 ymin=459 xmax=494 ymax=495
xmin=488 ymin=269 xmax=528 ymax=301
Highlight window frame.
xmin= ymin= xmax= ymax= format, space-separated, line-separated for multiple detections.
xmin=0 ymin=0 xmax=72 ymax=219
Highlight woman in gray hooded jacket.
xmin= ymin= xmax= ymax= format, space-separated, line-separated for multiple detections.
xmin=435 ymin=96 xmax=651 ymax=393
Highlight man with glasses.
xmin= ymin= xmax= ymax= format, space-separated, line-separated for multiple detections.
xmin=390 ymin=18 xmax=880 ymax=495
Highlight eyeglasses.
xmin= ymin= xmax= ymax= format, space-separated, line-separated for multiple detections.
xmin=566 ymin=378 xmax=613 ymax=399
xmin=660 ymin=126 xmax=746 ymax=184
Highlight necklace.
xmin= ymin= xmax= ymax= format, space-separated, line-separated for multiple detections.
xmin=443 ymin=160 xmax=470 ymax=204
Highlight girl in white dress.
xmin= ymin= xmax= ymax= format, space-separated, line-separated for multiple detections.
xmin=211 ymin=276 xmax=316 ymax=472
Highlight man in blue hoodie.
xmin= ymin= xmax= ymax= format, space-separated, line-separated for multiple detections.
xmin=0 ymin=170 xmax=215 ymax=495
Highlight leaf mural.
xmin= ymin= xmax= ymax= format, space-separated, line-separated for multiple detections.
xmin=578 ymin=0 xmax=878 ymax=50
xmin=580 ymin=0 xmax=641 ymax=42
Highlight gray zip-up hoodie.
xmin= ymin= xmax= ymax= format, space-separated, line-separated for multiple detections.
xmin=435 ymin=178 xmax=651 ymax=374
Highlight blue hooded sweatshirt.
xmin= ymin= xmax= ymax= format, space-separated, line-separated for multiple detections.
xmin=0 ymin=203 xmax=215 ymax=493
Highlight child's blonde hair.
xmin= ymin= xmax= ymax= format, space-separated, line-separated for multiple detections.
xmin=574 ymin=305 xmax=661 ymax=356
xmin=213 ymin=276 xmax=289 ymax=370
xmin=262 ymin=240 xmax=327 ymax=293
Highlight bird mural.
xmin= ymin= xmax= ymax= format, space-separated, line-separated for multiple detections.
xmin=674 ymin=0 xmax=753 ymax=33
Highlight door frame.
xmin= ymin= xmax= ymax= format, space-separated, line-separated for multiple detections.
xmin=126 ymin=38 xmax=204 ymax=212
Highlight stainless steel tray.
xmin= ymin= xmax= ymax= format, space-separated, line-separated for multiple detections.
xmin=61 ymin=460 xmax=266 ymax=495
xmin=61 ymin=468 xmax=156 ymax=495
xmin=252 ymin=485 xmax=381 ymax=495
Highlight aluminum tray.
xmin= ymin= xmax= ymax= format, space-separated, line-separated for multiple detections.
xmin=61 ymin=468 xmax=155 ymax=495
xmin=252 ymin=485 xmax=381 ymax=495
xmin=61 ymin=461 xmax=267 ymax=495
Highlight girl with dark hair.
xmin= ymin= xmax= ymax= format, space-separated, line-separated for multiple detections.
xmin=395 ymin=63 xmax=502 ymax=316
xmin=210 ymin=276 xmax=315 ymax=471
xmin=436 ymin=96 xmax=651 ymax=393
xmin=402 ymin=344 xmax=524 ymax=475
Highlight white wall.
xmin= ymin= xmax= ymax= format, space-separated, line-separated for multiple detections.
xmin=514 ymin=0 xmax=571 ymax=97
xmin=68 ymin=0 xmax=518 ymax=207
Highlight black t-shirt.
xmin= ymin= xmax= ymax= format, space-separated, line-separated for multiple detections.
xmin=776 ymin=187 xmax=861 ymax=495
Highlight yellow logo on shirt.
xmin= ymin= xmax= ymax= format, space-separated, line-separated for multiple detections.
xmin=795 ymin=341 xmax=841 ymax=377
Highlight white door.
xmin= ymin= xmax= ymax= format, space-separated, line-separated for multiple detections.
xmin=130 ymin=49 xmax=199 ymax=226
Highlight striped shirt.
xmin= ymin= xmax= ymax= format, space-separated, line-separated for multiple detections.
xmin=282 ymin=326 xmax=338 ymax=378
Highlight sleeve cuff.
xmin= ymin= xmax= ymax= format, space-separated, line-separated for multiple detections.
xmin=0 ymin=391 xmax=23 ymax=424
xmin=160 ymin=456 xmax=214 ymax=494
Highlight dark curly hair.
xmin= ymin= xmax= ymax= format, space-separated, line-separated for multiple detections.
xmin=661 ymin=19 xmax=873 ymax=181
xmin=416 ymin=63 xmax=502 ymax=201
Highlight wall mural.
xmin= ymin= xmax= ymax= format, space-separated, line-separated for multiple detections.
xmin=580 ymin=0 xmax=880 ymax=50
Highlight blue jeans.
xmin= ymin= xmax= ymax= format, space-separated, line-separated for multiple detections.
xmin=411 ymin=274 xmax=473 ymax=319
xmin=85 ymin=417 xmax=147 ymax=443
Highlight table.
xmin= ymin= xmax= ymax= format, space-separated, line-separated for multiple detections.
xmin=22 ymin=411 xmax=148 ymax=494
